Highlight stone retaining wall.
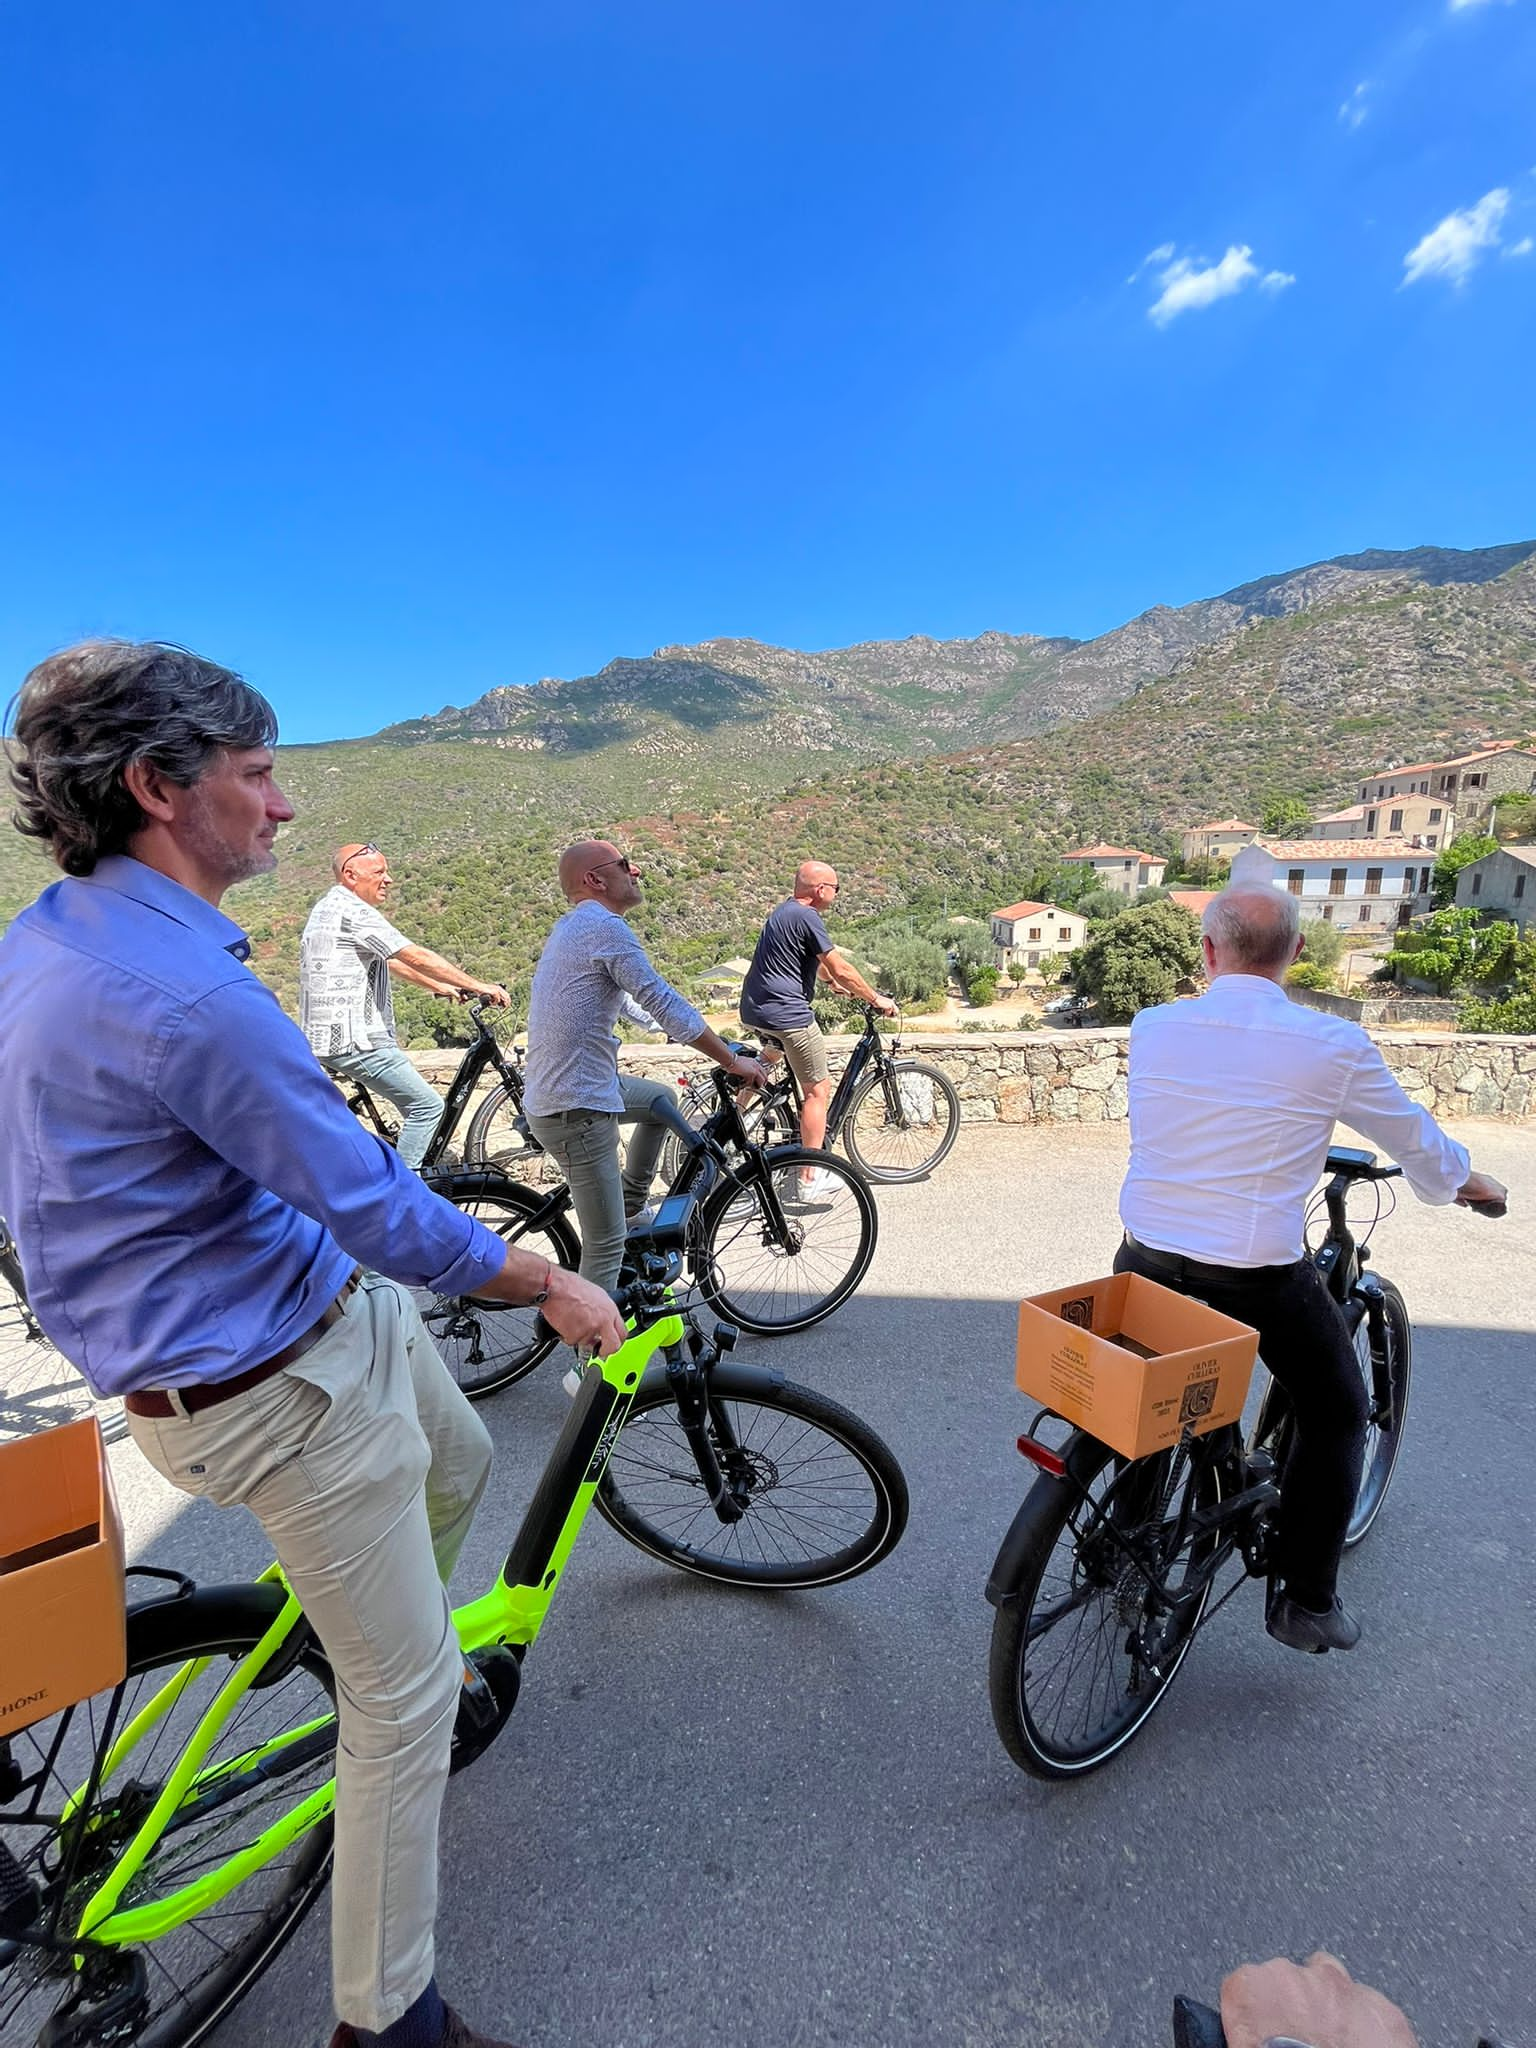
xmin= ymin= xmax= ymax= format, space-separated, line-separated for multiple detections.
xmin=1287 ymin=988 xmax=1461 ymax=1029
xmin=416 ymin=1028 xmax=1535 ymax=1124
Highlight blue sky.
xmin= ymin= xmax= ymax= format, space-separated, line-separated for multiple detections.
xmin=3 ymin=0 xmax=1533 ymax=743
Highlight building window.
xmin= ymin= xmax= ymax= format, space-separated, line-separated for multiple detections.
xmin=1365 ymin=868 xmax=1382 ymax=897
xmin=1420 ymin=867 xmax=1432 ymax=894
xmin=1365 ymin=810 xmax=1379 ymax=835
xmin=1028 ymin=928 xmax=1041 ymax=942
xmin=1467 ymin=774 xmax=1483 ymax=788
xmin=1516 ymin=874 xmax=1526 ymax=901
xmin=1419 ymin=781 xmax=1428 ymax=795
xmin=1058 ymin=927 xmax=1071 ymax=941
xmin=1287 ymin=869 xmax=1304 ymax=895
xmin=1329 ymin=868 xmax=1346 ymax=896
xmin=1429 ymin=807 xmax=1441 ymax=823
xmin=1403 ymin=867 xmax=1416 ymax=888
xmin=1389 ymin=809 xmax=1403 ymax=833
xmin=1426 ymin=835 xmax=1437 ymax=850
xmin=1358 ymin=904 xmax=1371 ymax=921
xmin=1472 ymin=873 xmax=1482 ymax=895
xmin=1321 ymin=904 xmax=1333 ymax=920
xmin=1397 ymin=902 xmax=1412 ymax=929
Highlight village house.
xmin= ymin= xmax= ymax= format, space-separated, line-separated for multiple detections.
xmin=1062 ymin=843 xmax=1168 ymax=898
xmin=1179 ymin=818 xmax=1258 ymax=866
xmin=1231 ymin=840 xmax=1434 ymax=931
xmin=1303 ymin=793 xmax=1451 ymax=848
xmin=1356 ymin=742 xmax=1536 ymax=831
xmin=1454 ymin=844 xmax=1536 ymax=935
xmin=989 ymin=900 xmax=1087 ymax=972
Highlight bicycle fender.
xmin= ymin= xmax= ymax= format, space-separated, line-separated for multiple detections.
xmin=125 ymin=1581 xmax=295 ymax=1664
xmin=629 ymin=1355 xmax=791 ymax=1405
xmin=984 ymin=1432 xmax=1103 ymax=1608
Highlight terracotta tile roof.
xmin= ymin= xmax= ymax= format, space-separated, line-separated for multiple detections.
xmin=1169 ymin=889 xmax=1218 ymax=914
xmin=1312 ymin=802 xmax=1367 ymax=822
xmin=1065 ymin=843 xmax=1162 ymax=862
xmin=991 ymin=900 xmax=1080 ymax=923
xmin=1253 ymin=837 xmax=1429 ymax=860
xmin=1360 ymin=740 xmax=1532 ymax=780
xmin=1187 ymin=818 xmax=1257 ymax=833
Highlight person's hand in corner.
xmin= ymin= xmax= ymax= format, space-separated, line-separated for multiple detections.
xmin=1221 ymin=1953 xmax=1419 ymax=2048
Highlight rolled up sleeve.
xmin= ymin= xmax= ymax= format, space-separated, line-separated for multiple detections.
xmin=156 ymin=977 xmax=507 ymax=1292
xmin=1341 ymin=1041 xmax=1470 ymax=1206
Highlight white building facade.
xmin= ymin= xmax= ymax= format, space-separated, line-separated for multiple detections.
xmin=1231 ymin=840 xmax=1435 ymax=932
xmin=990 ymin=900 xmax=1087 ymax=970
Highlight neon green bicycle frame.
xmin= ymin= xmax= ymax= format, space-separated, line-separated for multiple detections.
xmin=73 ymin=1310 xmax=684 ymax=1949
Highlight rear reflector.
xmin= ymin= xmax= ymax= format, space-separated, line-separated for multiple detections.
xmin=1017 ymin=1434 xmax=1068 ymax=1478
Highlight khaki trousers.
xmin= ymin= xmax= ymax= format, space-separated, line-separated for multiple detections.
xmin=126 ymin=1275 xmax=493 ymax=2032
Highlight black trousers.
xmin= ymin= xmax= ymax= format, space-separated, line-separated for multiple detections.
xmin=1113 ymin=1236 xmax=1368 ymax=1609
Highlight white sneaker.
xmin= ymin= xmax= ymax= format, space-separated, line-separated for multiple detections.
xmin=624 ymin=1199 xmax=661 ymax=1233
xmin=794 ymin=1167 xmax=839 ymax=1200
xmin=562 ymin=1365 xmax=584 ymax=1399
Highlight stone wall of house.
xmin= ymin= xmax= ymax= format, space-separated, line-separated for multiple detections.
xmin=417 ymin=1028 xmax=1535 ymax=1124
xmin=1287 ymin=989 xmax=1462 ymax=1029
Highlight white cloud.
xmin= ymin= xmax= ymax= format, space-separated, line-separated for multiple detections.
xmin=1339 ymin=81 xmax=1372 ymax=128
xmin=1144 ymin=244 xmax=1294 ymax=326
xmin=1506 ymin=235 xmax=1535 ymax=257
xmin=1125 ymin=242 xmax=1175 ymax=284
xmin=1402 ymin=187 xmax=1511 ymax=284
xmin=1448 ymin=0 xmax=1514 ymax=11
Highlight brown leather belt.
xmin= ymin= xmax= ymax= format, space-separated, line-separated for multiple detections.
xmin=123 ymin=1269 xmax=363 ymax=1420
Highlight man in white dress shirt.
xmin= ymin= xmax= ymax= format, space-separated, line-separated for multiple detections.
xmin=1117 ymin=886 xmax=1506 ymax=1653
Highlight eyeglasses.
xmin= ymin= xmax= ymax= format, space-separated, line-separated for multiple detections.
xmin=591 ymin=853 xmax=640 ymax=878
xmin=340 ymin=841 xmax=382 ymax=874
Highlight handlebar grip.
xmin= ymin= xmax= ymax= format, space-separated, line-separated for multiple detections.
xmin=1464 ymin=1198 xmax=1508 ymax=1218
xmin=1172 ymin=1997 xmax=1226 ymax=2048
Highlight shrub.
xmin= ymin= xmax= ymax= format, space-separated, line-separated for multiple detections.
xmin=1074 ymin=900 xmax=1203 ymax=1024
xmin=1298 ymin=918 xmax=1345 ymax=970
xmin=1285 ymin=961 xmax=1335 ymax=992
xmin=967 ymin=967 xmax=1001 ymax=1007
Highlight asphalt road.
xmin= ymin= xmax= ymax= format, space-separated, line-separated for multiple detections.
xmin=26 ymin=1119 xmax=1536 ymax=2048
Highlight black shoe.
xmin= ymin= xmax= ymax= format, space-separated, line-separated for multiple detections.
xmin=1266 ymin=1592 xmax=1362 ymax=1654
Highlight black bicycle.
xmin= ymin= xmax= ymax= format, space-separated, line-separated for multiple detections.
xmin=984 ymin=1145 xmax=1482 ymax=1778
xmin=343 ymin=999 xmax=540 ymax=1179
xmin=1172 ymin=1989 xmax=1514 ymax=2047
xmin=662 ymin=1005 xmax=961 ymax=1186
xmin=426 ymin=1068 xmax=880 ymax=1400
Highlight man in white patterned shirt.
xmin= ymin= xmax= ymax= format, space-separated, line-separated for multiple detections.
xmin=1117 ymin=884 xmax=1505 ymax=1654
xmin=524 ymin=839 xmax=768 ymax=1293
xmin=301 ymin=843 xmax=511 ymax=1168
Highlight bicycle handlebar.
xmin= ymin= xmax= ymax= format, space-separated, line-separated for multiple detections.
xmin=1173 ymin=1994 xmax=1514 ymax=2047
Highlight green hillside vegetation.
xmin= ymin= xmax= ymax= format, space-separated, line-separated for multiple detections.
xmin=3 ymin=547 xmax=1534 ymax=1044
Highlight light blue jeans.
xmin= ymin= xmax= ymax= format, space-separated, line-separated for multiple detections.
xmin=525 ymin=1074 xmax=678 ymax=1293
xmin=324 ymin=1045 xmax=444 ymax=1170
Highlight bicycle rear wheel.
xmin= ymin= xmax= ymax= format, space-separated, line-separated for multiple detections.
xmin=0 ymin=1584 xmax=334 ymax=2048
xmin=839 ymin=1059 xmax=960 ymax=1184
xmin=462 ymin=1080 xmax=547 ymax=1181
xmin=595 ymin=1362 xmax=907 ymax=1587
xmin=694 ymin=1145 xmax=877 ymax=1335
xmin=987 ymin=1434 xmax=1224 ymax=1779
xmin=1344 ymin=1278 xmax=1411 ymax=1548
xmin=418 ymin=1171 xmax=579 ymax=1397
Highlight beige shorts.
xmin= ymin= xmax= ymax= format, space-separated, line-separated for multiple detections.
xmin=754 ymin=1019 xmax=830 ymax=1091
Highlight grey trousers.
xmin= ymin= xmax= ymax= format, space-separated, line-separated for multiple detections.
xmin=525 ymin=1073 xmax=679 ymax=1293
xmin=126 ymin=1276 xmax=493 ymax=2032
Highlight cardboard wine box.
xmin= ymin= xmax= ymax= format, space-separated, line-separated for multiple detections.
xmin=1016 ymin=1272 xmax=1259 ymax=1462
xmin=0 ymin=1417 xmax=126 ymax=1736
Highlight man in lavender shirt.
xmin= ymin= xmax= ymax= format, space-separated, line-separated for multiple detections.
xmin=0 ymin=641 xmax=623 ymax=2048
xmin=524 ymin=839 xmax=768 ymax=1293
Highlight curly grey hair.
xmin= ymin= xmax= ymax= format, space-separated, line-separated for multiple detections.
xmin=6 ymin=640 xmax=278 ymax=876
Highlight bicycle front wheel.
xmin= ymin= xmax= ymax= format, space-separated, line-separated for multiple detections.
xmin=987 ymin=1434 xmax=1224 ymax=1779
xmin=595 ymin=1362 xmax=908 ymax=1586
xmin=0 ymin=1584 xmax=335 ymax=2048
xmin=1344 ymin=1277 xmax=1412 ymax=1548
xmin=840 ymin=1059 xmax=960 ymax=1183
xmin=694 ymin=1145 xmax=877 ymax=1334
xmin=418 ymin=1171 xmax=579 ymax=1396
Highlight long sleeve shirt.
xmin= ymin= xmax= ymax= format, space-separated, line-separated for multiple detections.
xmin=0 ymin=855 xmax=506 ymax=1398
xmin=1119 ymin=971 xmax=1471 ymax=1267
xmin=522 ymin=900 xmax=706 ymax=1117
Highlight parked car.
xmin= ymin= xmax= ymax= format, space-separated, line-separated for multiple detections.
xmin=1044 ymin=992 xmax=1093 ymax=1027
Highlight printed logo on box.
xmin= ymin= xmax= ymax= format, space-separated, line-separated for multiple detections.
xmin=1179 ymin=1377 xmax=1219 ymax=1426
xmin=1058 ymin=1294 xmax=1095 ymax=1330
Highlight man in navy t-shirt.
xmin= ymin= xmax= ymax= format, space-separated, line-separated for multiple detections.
xmin=739 ymin=861 xmax=895 ymax=1190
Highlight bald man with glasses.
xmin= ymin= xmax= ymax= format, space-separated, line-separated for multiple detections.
xmin=300 ymin=843 xmax=511 ymax=1169
xmin=523 ymin=838 xmax=768 ymax=1293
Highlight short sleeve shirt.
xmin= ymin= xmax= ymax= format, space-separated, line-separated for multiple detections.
xmin=740 ymin=900 xmax=833 ymax=1031
xmin=299 ymin=885 xmax=412 ymax=1056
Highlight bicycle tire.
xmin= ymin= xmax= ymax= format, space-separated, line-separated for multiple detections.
xmin=656 ymin=1080 xmax=798 ymax=1187
xmin=987 ymin=1432 xmax=1225 ymax=1779
xmin=0 ymin=1583 xmax=334 ymax=2048
xmin=693 ymin=1144 xmax=877 ymax=1335
xmin=462 ymin=1080 xmax=541 ymax=1176
xmin=1344 ymin=1277 xmax=1411 ymax=1547
xmin=418 ymin=1171 xmax=579 ymax=1396
xmin=594 ymin=1360 xmax=907 ymax=1586
xmin=839 ymin=1059 xmax=961 ymax=1184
